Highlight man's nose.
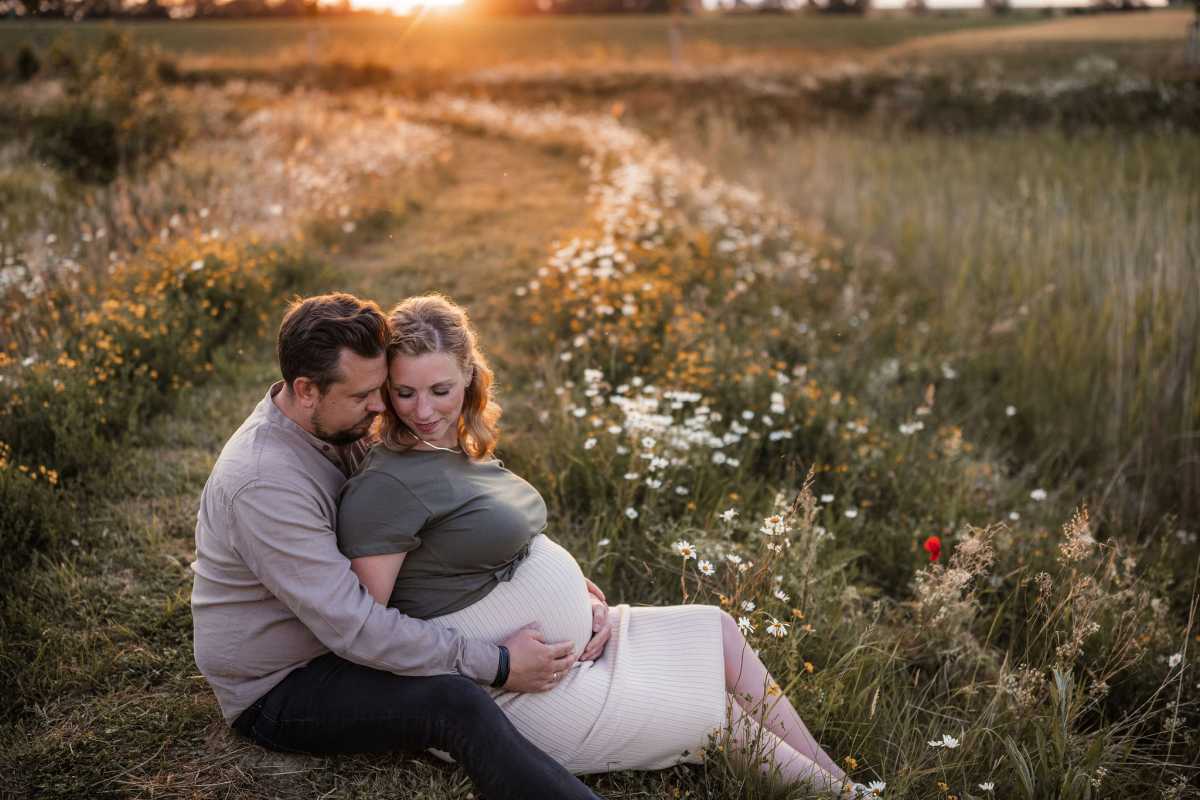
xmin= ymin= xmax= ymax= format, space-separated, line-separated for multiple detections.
xmin=366 ymin=392 xmax=386 ymax=414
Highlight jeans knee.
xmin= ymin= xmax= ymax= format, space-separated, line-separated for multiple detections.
xmin=427 ymin=677 xmax=508 ymax=733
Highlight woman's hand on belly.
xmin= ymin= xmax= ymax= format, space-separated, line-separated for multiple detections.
xmin=579 ymin=577 xmax=613 ymax=662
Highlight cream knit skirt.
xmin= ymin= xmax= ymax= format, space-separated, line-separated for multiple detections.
xmin=431 ymin=534 xmax=728 ymax=775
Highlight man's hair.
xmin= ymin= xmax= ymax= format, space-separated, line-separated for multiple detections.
xmin=276 ymin=293 xmax=388 ymax=393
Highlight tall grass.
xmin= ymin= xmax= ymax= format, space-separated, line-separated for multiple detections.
xmin=675 ymin=120 xmax=1200 ymax=534
xmin=422 ymin=97 xmax=1198 ymax=798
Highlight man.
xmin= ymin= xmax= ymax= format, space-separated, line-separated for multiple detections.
xmin=191 ymin=292 xmax=603 ymax=799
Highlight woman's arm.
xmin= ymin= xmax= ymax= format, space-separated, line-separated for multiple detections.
xmin=350 ymin=553 xmax=408 ymax=605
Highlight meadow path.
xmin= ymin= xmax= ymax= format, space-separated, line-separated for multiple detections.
xmin=339 ymin=129 xmax=591 ymax=337
xmin=1 ymin=129 xmax=595 ymax=800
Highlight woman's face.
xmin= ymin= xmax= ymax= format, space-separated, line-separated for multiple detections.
xmin=388 ymin=351 xmax=469 ymax=449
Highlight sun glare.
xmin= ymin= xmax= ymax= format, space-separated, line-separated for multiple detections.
xmin=346 ymin=0 xmax=463 ymax=14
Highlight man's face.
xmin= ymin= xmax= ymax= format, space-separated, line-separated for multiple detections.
xmin=310 ymin=349 xmax=388 ymax=446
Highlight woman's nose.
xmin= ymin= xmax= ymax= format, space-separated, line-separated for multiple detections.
xmin=416 ymin=394 xmax=433 ymax=418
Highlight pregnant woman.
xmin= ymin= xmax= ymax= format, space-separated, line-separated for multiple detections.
xmin=337 ymin=295 xmax=865 ymax=798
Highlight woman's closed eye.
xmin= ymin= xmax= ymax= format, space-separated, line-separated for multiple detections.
xmin=394 ymin=388 xmax=451 ymax=398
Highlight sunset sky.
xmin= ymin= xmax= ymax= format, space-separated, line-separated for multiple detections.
xmin=337 ymin=0 xmax=1166 ymax=15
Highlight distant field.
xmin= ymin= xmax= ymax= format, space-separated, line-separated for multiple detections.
xmin=0 ymin=12 xmax=1051 ymax=68
xmin=879 ymin=9 xmax=1193 ymax=74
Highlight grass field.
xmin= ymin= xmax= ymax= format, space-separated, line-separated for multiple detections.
xmin=0 ymin=12 xmax=1053 ymax=68
xmin=1 ymin=15 xmax=1198 ymax=800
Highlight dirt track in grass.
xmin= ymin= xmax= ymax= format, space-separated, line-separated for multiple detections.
xmin=0 ymin=129 xmax=595 ymax=800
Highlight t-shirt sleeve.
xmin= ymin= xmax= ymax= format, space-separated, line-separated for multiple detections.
xmin=337 ymin=471 xmax=430 ymax=559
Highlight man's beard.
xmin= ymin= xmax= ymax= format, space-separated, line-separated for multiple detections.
xmin=312 ymin=409 xmax=376 ymax=447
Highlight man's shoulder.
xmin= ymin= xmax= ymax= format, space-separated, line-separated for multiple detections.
xmin=207 ymin=401 xmax=310 ymax=498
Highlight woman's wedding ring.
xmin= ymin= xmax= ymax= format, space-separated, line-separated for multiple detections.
xmin=553 ymin=672 xmax=559 ymax=681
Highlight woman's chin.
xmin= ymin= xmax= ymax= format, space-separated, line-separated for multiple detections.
xmin=409 ymin=424 xmax=457 ymax=449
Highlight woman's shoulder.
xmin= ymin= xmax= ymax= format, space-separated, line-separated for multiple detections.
xmin=356 ymin=444 xmax=481 ymax=494
xmin=360 ymin=443 xmax=439 ymax=474
xmin=339 ymin=449 xmax=435 ymax=520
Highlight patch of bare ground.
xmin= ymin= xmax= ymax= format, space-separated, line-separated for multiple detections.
xmin=0 ymin=130 xmax=593 ymax=800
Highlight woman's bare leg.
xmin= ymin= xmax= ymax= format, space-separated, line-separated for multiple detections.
xmin=720 ymin=610 xmax=848 ymax=783
xmin=726 ymin=701 xmax=846 ymax=797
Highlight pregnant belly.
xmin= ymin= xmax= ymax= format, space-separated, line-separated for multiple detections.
xmin=430 ymin=534 xmax=594 ymax=655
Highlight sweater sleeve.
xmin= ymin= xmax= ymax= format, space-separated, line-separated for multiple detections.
xmin=229 ymin=479 xmax=499 ymax=684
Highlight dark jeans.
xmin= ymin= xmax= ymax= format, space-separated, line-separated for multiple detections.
xmin=233 ymin=653 xmax=600 ymax=800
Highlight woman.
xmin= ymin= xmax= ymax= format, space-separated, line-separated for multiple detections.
xmin=336 ymin=295 xmax=867 ymax=798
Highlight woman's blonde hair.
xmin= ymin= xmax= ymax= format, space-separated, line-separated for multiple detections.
xmin=378 ymin=294 xmax=501 ymax=460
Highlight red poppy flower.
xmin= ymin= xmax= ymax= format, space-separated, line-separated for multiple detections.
xmin=923 ymin=535 xmax=942 ymax=562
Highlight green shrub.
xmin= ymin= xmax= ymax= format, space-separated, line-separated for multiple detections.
xmin=15 ymin=46 xmax=40 ymax=83
xmin=30 ymin=33 xmax=184 ymax=185
xmin=0 ymin=238 xmax=329 ymax=577
xmin=0 ymin=443 xmax=70 ymax=593
xmin=0 ymin=239 xmax=287 ymax=477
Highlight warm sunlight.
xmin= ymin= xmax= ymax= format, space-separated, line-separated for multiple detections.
xmin=342 ymin=0 xmax=463 ymax=14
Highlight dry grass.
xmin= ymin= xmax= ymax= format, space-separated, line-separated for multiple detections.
xmin=0 ymin=13 xmax=1046 ymax=74
xmin=670 ymin=114 xmax=1200 ymax=533
xmin=886 ymin=7 xmax=1190 ymax=53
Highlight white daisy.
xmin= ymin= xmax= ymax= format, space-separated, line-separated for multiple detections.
xmin=927 ymin=733 xmax=960 ymax=749
xmin=672 ymin=540 xmax=697 ymax=560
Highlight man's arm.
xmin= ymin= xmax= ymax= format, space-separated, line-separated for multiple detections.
xmin=231 ymin=480 xmax=501 ymax=682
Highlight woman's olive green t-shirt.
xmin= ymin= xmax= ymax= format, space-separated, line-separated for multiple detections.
xmin=336 ymin=446 xmax=548 ymax=619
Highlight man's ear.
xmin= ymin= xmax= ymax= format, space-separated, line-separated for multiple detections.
xmin=292 ymin=376 xmax=321 ymax=408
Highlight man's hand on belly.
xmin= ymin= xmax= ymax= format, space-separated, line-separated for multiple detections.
xmin=502 ymin=624 xmax=577 ymax=693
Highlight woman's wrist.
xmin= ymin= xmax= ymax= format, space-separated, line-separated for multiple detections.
xmin=491 ymin=644 xmax=510 ymax=688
